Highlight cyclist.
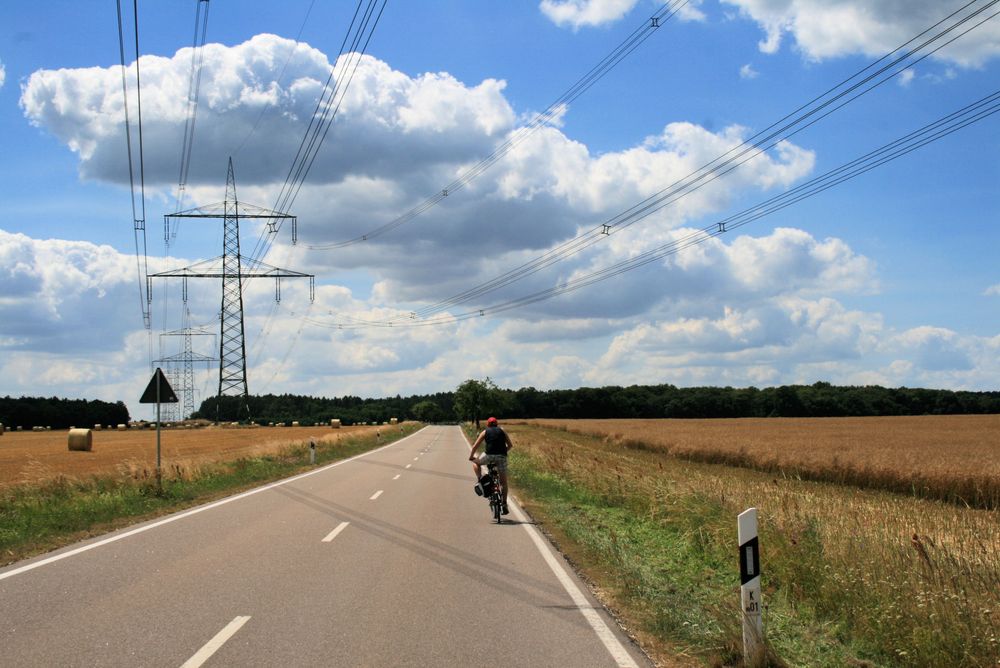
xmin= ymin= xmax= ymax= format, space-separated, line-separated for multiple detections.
xmin=468 ymin=416 xmax=513 ymax=514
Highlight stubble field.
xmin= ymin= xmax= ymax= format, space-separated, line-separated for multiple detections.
xmin=0 ymin=424 xmax=386 ymax=489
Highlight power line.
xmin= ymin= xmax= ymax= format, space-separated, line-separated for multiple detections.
xmin=246 ymin=0 xmax=686 ymax=367
xmin=232 ymin=0 xmax=319 ymax=157
xmin=374 ymin=0 xmax=1000 ymax=324
xmin=116 ymin=0 xmax=151 ymax=333
xmin=304 ymin=0 xmax=692 ymax=251
xmin=168 ymin=0 xmax=212 ymax=243
xmin=245 ymin=0 xmax=389 ymax=267
xmin=236 ymin=0 xmax=390 ymax=370
xmin=302 ymin=88 xmax=1000 ymax=330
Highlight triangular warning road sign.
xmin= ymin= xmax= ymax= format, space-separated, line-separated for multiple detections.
xmin=139 ymin=367 xmax=179 ymax=404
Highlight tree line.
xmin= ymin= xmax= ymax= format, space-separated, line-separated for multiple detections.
xmin=483 ymin=381 xmax=1000 ymax=420
xmin=194 ymin=391 xmax=455 ymax=425
xmin=0 ymin=396 xmax=130 ymax=430
xmin=196 ymin=381 xmax=1000 ymax=424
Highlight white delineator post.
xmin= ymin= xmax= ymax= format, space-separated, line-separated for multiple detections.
xmin=738 ymin=508 xmax=764 ymax=666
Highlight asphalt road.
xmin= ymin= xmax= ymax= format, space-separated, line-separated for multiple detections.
xmin=0 ymin=425 xmax=652 ymax=667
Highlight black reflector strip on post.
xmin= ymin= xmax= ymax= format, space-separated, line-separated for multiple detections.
xmin=739 ymin=536 xmax=759 ymax=585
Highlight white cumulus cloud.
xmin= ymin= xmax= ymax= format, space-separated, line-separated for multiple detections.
xmin=540 ymin=0 xmax=705 ymax=29
xmin=20 ymin=34 xmax=515 ymax=188
xmin=723 ymin=0 xmax=1000 ymax=67
xmin=540 ymin=0 xmax=643 ymax=29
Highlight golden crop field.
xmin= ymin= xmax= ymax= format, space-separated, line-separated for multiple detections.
xmin=524 ymin=415 xmax=1000 ymax=507
xmin=507 ymin=419 xmax=1000 ymax=665
xmin=0 ymin=424 xmax=388 ymax=489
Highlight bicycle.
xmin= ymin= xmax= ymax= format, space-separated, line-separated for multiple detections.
xmin=485 ymin=461 xmax=504 ymax=524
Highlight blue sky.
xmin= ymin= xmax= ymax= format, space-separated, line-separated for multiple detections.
xmin=1 ymin=0 xmax=998 ymax=419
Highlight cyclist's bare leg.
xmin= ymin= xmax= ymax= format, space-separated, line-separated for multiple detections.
xmin=499 ymin=471 xmax=508 ymax=507
xmin=472 ymin=461 xmax=483 ymax=480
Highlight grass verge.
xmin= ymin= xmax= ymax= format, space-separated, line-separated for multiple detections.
xmin=503 ymin=423 xmax=1000 ymax=667
xmin=0 ymin=425 xmax=421 ymax=567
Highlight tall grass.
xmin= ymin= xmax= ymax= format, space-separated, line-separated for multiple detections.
xmin=507 ymin=423 xmax=1000 ymax=667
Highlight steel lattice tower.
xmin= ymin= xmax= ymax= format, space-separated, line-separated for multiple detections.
xmin=154 ymin=319 xmax=216 ymax=420
xmin=149 ymin=158 xmax=314 ymax=421
xmin=219 ymin=161 xmax=248 ymax=405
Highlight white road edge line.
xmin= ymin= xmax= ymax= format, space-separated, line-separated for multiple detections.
xmin=405 ymin=464 xmax=412 ymax=469
xmin=321 ymin=521 xmax=350 ymax=543
xmin=180 ymin=615 xmax=251 ymax=668
xmin=392 ymin=474 xmax=401 ymax=480
xmin=510 ymin=501 xmax=640 ymax=668
xmin=369 ymin=490 xmax=384 ymax=500
xmin=0 ymin=427 xmax=432 ymax=582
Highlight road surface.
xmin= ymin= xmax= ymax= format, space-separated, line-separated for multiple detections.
xmin=0 ymin=425 xmax=651 ymax=667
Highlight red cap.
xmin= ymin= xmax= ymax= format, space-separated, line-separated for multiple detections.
xmin=486 ymin=417 xmax=498 ymax=425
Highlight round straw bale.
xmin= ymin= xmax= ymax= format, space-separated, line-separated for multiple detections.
xmin=0 ymin=422 xmax=5 ymax=435
xmin=390 ymin=417 xmax=398 ymax=425
xmin=292 ymin=421 xmax=300 ymax=427
xmin=93 ymin=424 xmax=102 ymax=431
xmin=117 ymin=424 xmax=127 ymax=431
xmin=68 ymin=428 xmax=93 ymax=452
xmin=330 ymin=419 xmax=341 ymax=429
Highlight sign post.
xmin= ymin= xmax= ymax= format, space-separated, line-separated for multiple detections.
xmin=738 ymin=507 xmax=764 ymax=667
xmin=139 ymin=368 xmax=179 ymax=491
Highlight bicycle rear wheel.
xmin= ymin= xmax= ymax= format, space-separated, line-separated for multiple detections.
xmin=492 ymin=494 xmax=502 ymax=524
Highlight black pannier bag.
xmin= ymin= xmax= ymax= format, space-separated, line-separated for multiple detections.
xmin=474 ymin=473 xmax=495 ymax=497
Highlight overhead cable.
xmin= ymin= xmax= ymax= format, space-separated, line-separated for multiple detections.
xmin=245 ymin=0 xmax=389 ymax=267
xmin=168 ymin=0 xmax=212 ymax=244
xmin=303 ymin=88 xmax=1000 ymax=330
xmin=304 ymin=0 xmax=692 ymax=251
xmin=232 ymin=0 xmax=319 ymax=157
xmin=378 ymin=0 xmax=999 ymax=324
xmin=116 ymin=0 xmax=151 ymax=332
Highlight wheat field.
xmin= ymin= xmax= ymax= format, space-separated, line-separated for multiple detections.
xmin=509 ymin=418 xmax=1000 ymax=665
xmin=524 ymin=415 xmax=1000 ymax=507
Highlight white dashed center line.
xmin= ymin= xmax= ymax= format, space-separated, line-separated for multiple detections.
xmin=321 ymin=521 xmax=350 ymax=543
xmin=180 ymin=616 xmax=251 ymax=668
xmin=370 ymin=490 xmax=384 ymax=500
xmin=405 ymin=464 xmax=412 ymax=469
xmin=392 ymin=474 xmax=401 ymax=480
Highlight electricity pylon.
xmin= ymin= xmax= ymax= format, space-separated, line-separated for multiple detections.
xmin=154 ymin=321 xmax=216 ymax=420
xmin=149 ymin=158 xmax=314 ymax=421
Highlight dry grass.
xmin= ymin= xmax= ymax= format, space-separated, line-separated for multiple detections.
xmin=508 ymin=420 xmax=1000 ymax=666
xmin=524 ymin=416 xmax=1000 ymax=508
xmin=0 ymin=424 xmax=388 ymax=489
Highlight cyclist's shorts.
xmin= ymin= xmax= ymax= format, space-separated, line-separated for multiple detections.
xmin=478 ymin=453 xmax=508 ymax=474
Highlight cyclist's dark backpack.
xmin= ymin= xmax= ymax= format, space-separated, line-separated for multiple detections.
xmin=474 ymin=472 xmax=495 ymax=497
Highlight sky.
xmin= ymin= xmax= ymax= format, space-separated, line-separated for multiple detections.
xmin=0 ymin=0 xmax=998 ymax=420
